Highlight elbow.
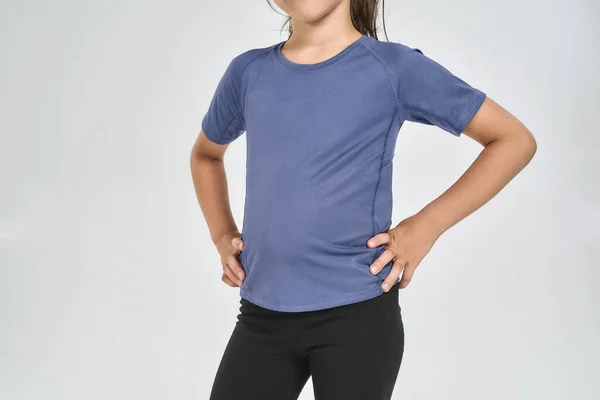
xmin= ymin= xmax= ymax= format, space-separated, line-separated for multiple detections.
xmin=522 ymin=129 xmax=537 ymax=162
xmin=491 ymin=126 xmax=537 ymax=167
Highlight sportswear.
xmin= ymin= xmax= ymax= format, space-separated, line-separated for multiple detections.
xmin=209 ymin=281 xmax=403 ymax=399
xmin=201 ymin=34 xmax=486 ymax=312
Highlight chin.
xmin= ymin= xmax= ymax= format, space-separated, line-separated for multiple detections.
xmin=273 ymin=0 xmax=345 ymax=24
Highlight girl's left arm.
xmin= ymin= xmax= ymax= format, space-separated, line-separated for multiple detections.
xmin=418 ymin=95 xmax=537 ymax=236
xmin=368 ymin=95 xmax=537 ymax=291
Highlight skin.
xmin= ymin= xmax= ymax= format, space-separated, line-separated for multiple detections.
xmin=190 ymin=0 xmax=537 ymax=291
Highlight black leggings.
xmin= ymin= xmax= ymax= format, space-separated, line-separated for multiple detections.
xmin=209 ymin=281 xmax=404 ymax=400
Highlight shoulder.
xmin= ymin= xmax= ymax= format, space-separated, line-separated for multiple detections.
xmin=225 ymin=43 xmax=277 ymax=78
xmin=360 ymin=36 xmax=423 ymax=67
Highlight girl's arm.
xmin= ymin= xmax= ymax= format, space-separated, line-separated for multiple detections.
xmin=190 ymin=129 xmax=245 ymax=287
xmin=418 ymin=95 xmax=537 ymax=236
xmin=368 ymin=95 xmax=537 ymax=290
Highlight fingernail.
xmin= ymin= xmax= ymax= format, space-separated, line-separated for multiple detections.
xmin=368 ymin=241 xmax=373 ymax=247
xmin=370 ymin=266 xmax=377 ymax=274
xmin=237 ymin=272 xmax=244 ymax=279
xmin=382 ymin=283 xmax=389 ymax=291
xmin=239 ymin=243 xmax=243 ymax=250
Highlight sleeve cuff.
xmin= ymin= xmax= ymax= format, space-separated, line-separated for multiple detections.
xmin=201 ymin=117 xmax=233 ymax=145
xmin=453 ymin=89 xmax=487 ymax=137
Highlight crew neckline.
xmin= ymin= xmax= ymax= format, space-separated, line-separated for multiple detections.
xmin=274 ymin=34 xmax=368 ymax=70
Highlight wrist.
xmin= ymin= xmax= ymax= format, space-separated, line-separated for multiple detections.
xmin=213 ymin=229 xmax=241 ymax=247
xmin=413 ymin=206 xmax=447 ymax=239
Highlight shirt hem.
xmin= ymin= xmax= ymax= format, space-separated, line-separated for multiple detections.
xmin=239 ymin=280 xmax=400 ymax=312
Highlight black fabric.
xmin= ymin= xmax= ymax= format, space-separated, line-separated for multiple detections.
xmin=209 ymin=281 xmax=404 ymax=400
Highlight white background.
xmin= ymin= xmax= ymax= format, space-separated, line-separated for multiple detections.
xmin=1 ymin=0 xmax=598 ymax=399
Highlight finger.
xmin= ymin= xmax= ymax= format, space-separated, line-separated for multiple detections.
xmin=227 ymin=254 xmax=246 ymax=281
xmin=231 ymin=237 xmax=244 ymax=251
xmin=369 ymin=248 xmax=396 ymax=275
xmin=223 ymin=263 xmax=243 ymax=286
xmin=381 ymin=260 xmax=404 ymax=292
xmin=221 ymin=273 xmax=237 ymax=287
xmin=367 ymin=232 xmax=390 ymax=248
xmin=399 ymin=264 xmax=416 ymax=289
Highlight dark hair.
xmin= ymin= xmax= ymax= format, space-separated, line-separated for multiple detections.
xmin=266 ymin=0 xmax=388 ymax=41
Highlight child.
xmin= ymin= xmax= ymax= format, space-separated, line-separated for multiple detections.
xmin=190 ymin=1 xmax=537 ymax=398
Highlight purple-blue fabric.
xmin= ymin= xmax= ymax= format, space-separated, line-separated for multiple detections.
xmin=201 ymin=35 xmax=486 ymax=312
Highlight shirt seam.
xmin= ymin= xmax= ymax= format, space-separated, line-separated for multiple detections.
xmin=359 ymin=41 xmax=405 ymax=121
xmin=234 ymin=50 xmax=265 ymax=131
xmin=360 ymin=41 xmax=400 ymax=265
xmin=242 ymin=46 xmax=273 ymax=120
xmin=370 ymin=115 xmax=396 ymax=240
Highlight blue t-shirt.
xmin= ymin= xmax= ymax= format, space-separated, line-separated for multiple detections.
xmin=201 ymin=34 xmax=486 ymax=312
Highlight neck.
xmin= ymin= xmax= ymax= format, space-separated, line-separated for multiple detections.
xmin=286 ymin=2 xmax=362 ymax=49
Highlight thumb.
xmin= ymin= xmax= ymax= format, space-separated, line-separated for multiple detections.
xmin=231 ymin=236 xmax=244 ymax=251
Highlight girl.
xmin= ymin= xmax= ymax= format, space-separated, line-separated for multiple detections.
xmin=191 ymin=1 xmax=537 ymax=399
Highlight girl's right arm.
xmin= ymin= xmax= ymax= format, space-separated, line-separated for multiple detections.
xmin=190 ymin=129 xmax=245 ymax=287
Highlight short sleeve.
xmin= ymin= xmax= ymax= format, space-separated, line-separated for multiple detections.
xmin=201 ymin=55 xmax=246 ymax=145
xmin=397 ymin=48 xmax=486 ymax=137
